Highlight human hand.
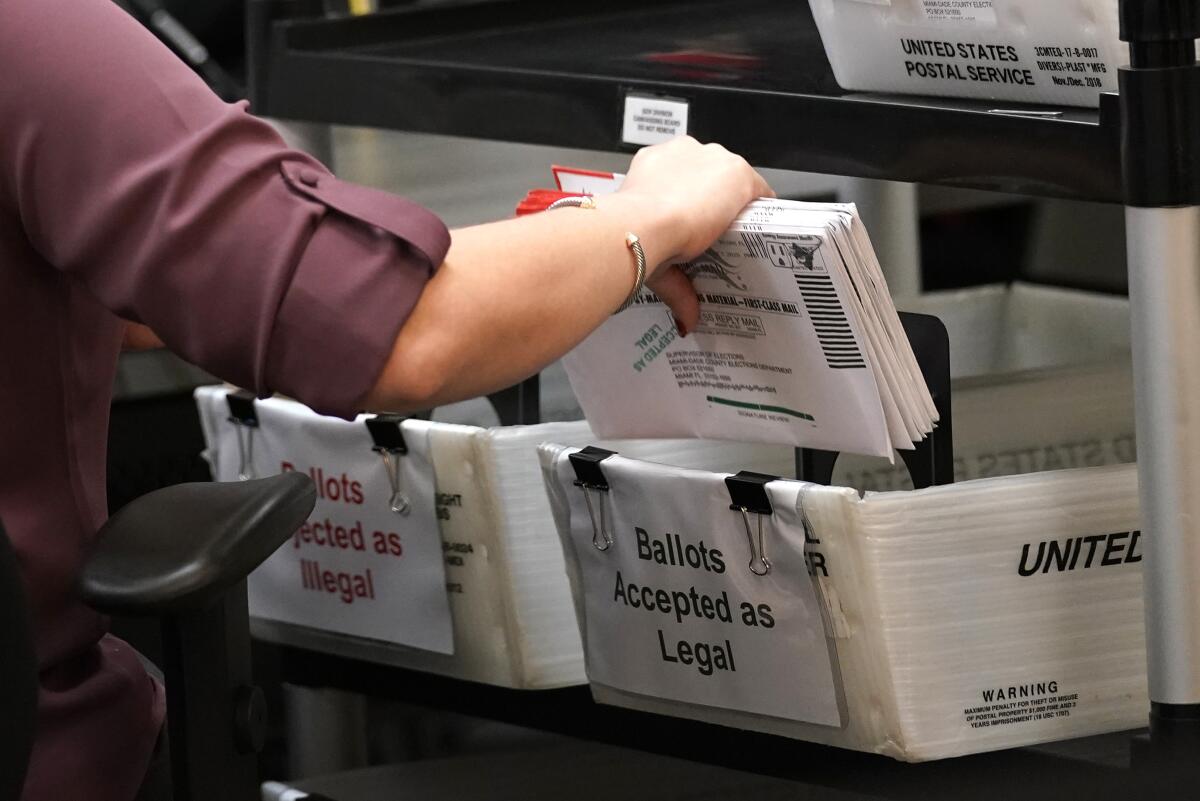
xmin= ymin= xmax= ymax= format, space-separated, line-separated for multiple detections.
xmin=619 ymin=136 xmax=775 ymax=263
xmin=605 ymin=137 xmax=774 ymax=334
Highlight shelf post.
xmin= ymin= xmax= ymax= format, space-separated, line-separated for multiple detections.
xmin=843 ymin=179 xmax=922 ymax=297
xmin=1119 ymin=0 xmax=1200 ymax=770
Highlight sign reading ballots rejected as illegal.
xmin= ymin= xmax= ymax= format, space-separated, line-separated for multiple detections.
xmin=204 ymin=391 xmax=453 ymax=655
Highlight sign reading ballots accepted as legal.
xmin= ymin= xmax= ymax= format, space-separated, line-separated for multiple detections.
xmin=553 ymin=450 xmax=841 ymax=724
xmin=205 ymin=391 xmax=453 ymax=655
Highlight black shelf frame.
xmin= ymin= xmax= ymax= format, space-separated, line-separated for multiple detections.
xmin=247 ymin=0 xmax=1122 ymax=203
xmin=241 ymin=0 xmax=1200 ymax=793
xmin=272 ymin=646 xmax=1155 ymax=801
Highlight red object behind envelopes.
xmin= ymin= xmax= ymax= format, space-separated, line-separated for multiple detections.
xmin=515 ymin=188 xmax=585 ymax=216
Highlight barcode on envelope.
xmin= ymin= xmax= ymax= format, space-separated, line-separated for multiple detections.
xmin=741 ymin=232 xmax=770 ymax=261
xmin=795 ymin=274 xmax=866 ymax=369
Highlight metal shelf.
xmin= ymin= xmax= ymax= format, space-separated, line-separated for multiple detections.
xmin=269 ymin=645 xmax=1157 ymax=801
xmin=247 ymin=0 xmax=1122 ymax=202
xmin=243 ymin=1 xmax=1200 ymax=793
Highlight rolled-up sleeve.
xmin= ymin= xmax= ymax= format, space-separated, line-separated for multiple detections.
xmin=0 ymin=0 xmax=449 ymax=417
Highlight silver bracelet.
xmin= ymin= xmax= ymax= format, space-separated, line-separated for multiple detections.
xmin=547 ymin=195 xmax=647 ymax=314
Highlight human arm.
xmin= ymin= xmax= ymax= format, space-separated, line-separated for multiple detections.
xmin=363 ymin=137 xmax=774 ymax=410
xmin=2 ymin=0 xmax=447 ymax=417
xmin=2 ymin=0 xmax=770 ymax=419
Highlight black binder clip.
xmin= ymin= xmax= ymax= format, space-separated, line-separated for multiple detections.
xmin=366 ymin=414 xmax=411 ymax=515
xmin=569 ymin=446 xmax=616 ymax=551
xmin=725 ymin=471 xmax=778 ymax=577
xmin=798 ymin=312 xmax=955 ymax=490
xmin=225 ymin=390 xmax=259 ymax=481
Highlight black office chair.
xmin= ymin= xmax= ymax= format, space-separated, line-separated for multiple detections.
xmin=0 ymin=519 xmax=38 ymax=801
xmin=0 ymin=472 xmax=316 ymax=801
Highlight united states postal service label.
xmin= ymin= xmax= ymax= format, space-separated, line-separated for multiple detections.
xmin=556 ymin=453 xmax=841 ymax=724
xmin=209 ymin=395 xmax=454 ymax=655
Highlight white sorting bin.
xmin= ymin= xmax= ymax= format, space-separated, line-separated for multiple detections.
xmin=195 ymin=387 xmax=795 ymax=689
xmin=541 ymin=447 xmax=1145 ymax=761
xmin=536 ymin=282 xmax=1140 ymax=759
xmin=195 ymin=283 xmax=1133 ymax=699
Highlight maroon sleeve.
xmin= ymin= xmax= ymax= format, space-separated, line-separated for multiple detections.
xmin=0 ymin=0 xmax=450 ymax=417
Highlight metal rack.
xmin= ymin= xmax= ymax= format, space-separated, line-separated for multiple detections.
xmin=246 ymin=0 xmax=1200 ymax=794
xmin=248 ymin=0 xmax=1121 ymax=201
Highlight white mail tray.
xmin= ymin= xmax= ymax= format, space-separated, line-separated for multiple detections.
xmin=542 ymin=448 xmax=1145 ymax=761
xmin=194 ymin=279 xmax=1133 ymax=695
xmin=807 ymin=0 xmax=1123 ymax=108
xmin=195 ymin=386 xmax=795 ymax=689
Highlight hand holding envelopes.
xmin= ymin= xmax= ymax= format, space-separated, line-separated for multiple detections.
xmin=551 ymin=168 xmax=936 ymax=458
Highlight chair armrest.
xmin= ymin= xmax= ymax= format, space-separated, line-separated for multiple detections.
xmin=80 ymin=473 xmax=315 ymax=615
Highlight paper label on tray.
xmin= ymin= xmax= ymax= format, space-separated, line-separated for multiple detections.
xmin=622 ymin=94 xmax=689 ymax=146
xmin=920 ymin=0 xmax=996 ymax=25
xmin=556 ymin=452 xmax=841 ymax=725
xmin=208 ymin=395 xmax=454 ymax=655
